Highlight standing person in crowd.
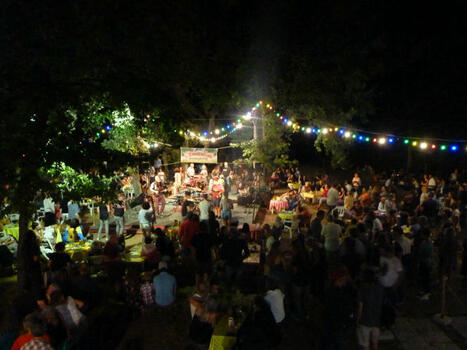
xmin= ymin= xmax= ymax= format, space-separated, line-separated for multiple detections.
xmin=67 ymin=200 xmax=81 ymax=222
xmin=325 ymin=269 xmax=355 ymax=350
xmin=191 ymin=222 xmax=215 ymax=285
xmin=309 ymin=210 xmax=325 ymax=241
xmin=327 ymin=183 xmax=339 ymax=212
xmin=154 ymin=156 xmax=162 ymax=171
xmin=421 ymin=192 xmax=439 ymax=225
xmin=198 ymin=193 xmax=211 ymax=224
xmin=220 ymin=192 xmax=233 ymax=227
xmin=181 ymin=191 xmax=194 ymax=220
xmin=97 ymin=200 xmax=110 ymax=241
xmin=356 ymin=269 xmax=385 ymax=350
xmin=352 ymin=173 xmax=362 ymax=188
xmin=220 ymin=228 xmax=250 ymax=288
xmin=379 ymin=244 xmax=403 ymax=306
xmin=322 ymin=211 xmax=342 ymax=259
xmin=153 ymin=261 xmax=176 ymax=307
xmin=418 ymin=228 xmax=434 ymax=301
xmin=179 ymin=212 xmax=200 ymax=257
xmin=138 ymin=202 xmax=153 ymax=239
xmin=113 ymin=194 xmax=126 ymax=237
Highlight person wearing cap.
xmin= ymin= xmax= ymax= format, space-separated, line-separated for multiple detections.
xmin=153 ymin=261 xmax=177 ymax=307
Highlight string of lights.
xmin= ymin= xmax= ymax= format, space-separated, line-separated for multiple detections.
xmin=179 ymin=100 xmax=466 ymax=152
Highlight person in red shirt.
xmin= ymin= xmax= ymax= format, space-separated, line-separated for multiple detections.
xmin=178 ymin=212 xmax=200 ymax=256
xmin=11 ymin=312 xmax=52 ymax=350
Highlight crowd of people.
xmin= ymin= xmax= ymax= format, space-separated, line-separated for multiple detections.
xmin=0 ymin=163 xmax=466 ymax=349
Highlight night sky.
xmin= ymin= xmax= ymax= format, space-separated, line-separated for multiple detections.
xmin=1 ymin=1 xmax=466 ymax=170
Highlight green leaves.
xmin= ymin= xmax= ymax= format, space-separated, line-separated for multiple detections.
xmin=45 ymin=162 xmax=119 ymax=201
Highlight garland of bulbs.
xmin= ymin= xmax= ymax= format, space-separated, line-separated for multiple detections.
xmin=179 ymin=101 xmax=466 ymax=153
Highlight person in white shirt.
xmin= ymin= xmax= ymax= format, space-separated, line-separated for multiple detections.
xmin=43 ymin=197 xmax=55 ymax=213
xmin=428 ymin=175 xmax=436 ymax=190
xmin=154 ymin=171 xmax=165 ymax=185
xmin=352 ymin=173 xmax=362 ymax=187
xmin=173 ymin=168 xmax=182 ymax=195
xmin=378 ymin=245 xmax=403 ymax=288
xmin=377 ymin=196 xmax=389 ymax=215
xmin=138 ymin=202 xmax=153 ymax=239
xmin=326 ymin=184 xmax=339 ymax=209
xmin=393 ymin=227 xmax=412 ymax=256
xmin=344 ymin=181 xmax=353 ymax=194
xmin=322 ymin=212 xmax=342 ymax=254
xmin=198 ymin=194 xmax=211 ymax=222
xmin=186 ymin=163 xmax=195 ymax=178
xmin=264 ymin=282 xmax=285 ymax=323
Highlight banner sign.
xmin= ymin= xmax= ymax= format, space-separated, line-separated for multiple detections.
xmin=180 ymin=147 xmax=218 ymax=163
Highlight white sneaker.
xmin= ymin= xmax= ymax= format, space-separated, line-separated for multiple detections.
xmin=420 ymin=293 xmax=431 ymax=301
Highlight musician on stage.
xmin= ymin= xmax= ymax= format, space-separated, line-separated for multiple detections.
xmin=187 ymin=163 xmax=196 ymax=178
xmin=200 ymin=164 xmax=209 ymax=184
xmin=210 ymin=176 xmax=224 ymax=218
xmin=173 ymin=168 xmax=182 ymax=195
xmin=150 ymin=179 xmax=166 ymax=216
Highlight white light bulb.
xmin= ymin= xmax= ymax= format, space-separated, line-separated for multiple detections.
xmin=215 ymin=129 xmax=220 ymax=135
xmin=378 ymin=137 xmax=386 ymax=144
xmin=420 ymin=142 xmax=428 ymax=149
xmin=210 ymin=137 xmax=216 ymax=143
xmin=236 ymin=123 xmax=243 ymax=129
xmin=306 ymin=127 xmax=312 ymax=133
xmin=344 ymin=131 xmax=351 ymax=138
xmin=322 ymin=128 xmax=329 ymax=134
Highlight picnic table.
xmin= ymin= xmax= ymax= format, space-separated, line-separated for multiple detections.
xmin=65 ymin=242 xmax=92 ymax=261
xmin=3 ymin=224 xmax=19 ymax=240
xmin=209 ymin=316 xmax=237 ymax=350
xmin=269 ymin=199 xmax=289 ymax=212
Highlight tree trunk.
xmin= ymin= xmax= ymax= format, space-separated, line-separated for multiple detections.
xmin=16 ymin=207 xmax=31 ymax=293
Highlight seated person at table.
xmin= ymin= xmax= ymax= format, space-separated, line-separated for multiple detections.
xmin=288 ymin=190 xmax=300 ymax=210
xmin=155 ymin=228 xmax=175 ymax=260
xmin=48 ymin=242 xmax=71 ymax=272
xmin=189 ymin=298 xmax=218 ymax=347
xmin=377 ymin=196 xmax=389 ymax=215
xmin=103 ymin=232 xmax=122 ymax=262
xmin=141 ymin=236 xmax=160 ymax=270
xmin=301 ymin=182 xmax=312 ymax=195
xmin=237 ymin=295 xmax=282 ymax=349
xmin=0 ymin=231 xmax=18 ymax=258
xmin=153 ymin=261 xmax=177 ymax=307
xmin=189 ymin=282 xmax=209 ymax=318
xmin=62 ymin=219 xmax=85 ymax=243
xmin=11 ymin=312 xmax=53 ymax=350
xmin=318 ymin=184 xmax=330 ymax=207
